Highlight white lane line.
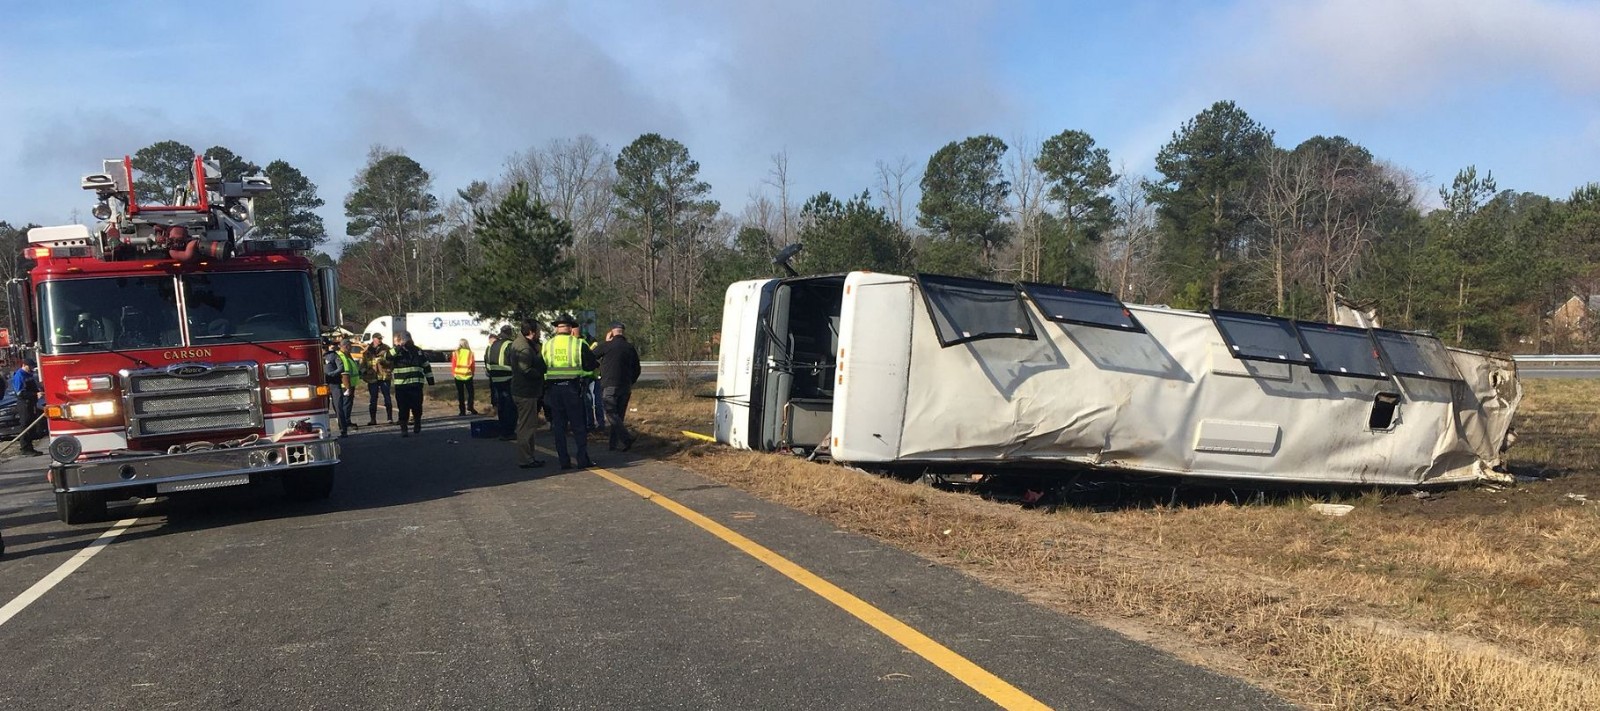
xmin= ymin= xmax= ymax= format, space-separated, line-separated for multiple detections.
xmin=0 ymin=511 xmax=144 ymax=628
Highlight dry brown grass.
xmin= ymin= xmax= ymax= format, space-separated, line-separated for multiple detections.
xmin=625 ymin=382 xmax=1600 ymax=709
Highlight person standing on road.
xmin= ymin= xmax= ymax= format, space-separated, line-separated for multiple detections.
xmin=10 ymin=359 xmax=44 ymax=456
xmin=541 ymin=314 xmax=598 ymax=469
xmin=452 ymin=338 xmax=477 ymax=416
xmin=391 ymin=331 xmax=435 ymax=437
xmin=508 ymin=320 xmax=547 ymax=468
xmin=361 ymin=334 xmax=394 ymax=425
xmin=485 ymin=325 xmax=517 ymax=441
xmin=580 ymin=327 xmax=605 ymax=432
xmin=592 ymin=322 xmax=642 ymax=451
xmin=334 ymin=339 xmax=361 ymax=438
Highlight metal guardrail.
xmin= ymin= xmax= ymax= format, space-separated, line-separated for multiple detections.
xmin=1512 ymin=355 xmax=1600 ymax=364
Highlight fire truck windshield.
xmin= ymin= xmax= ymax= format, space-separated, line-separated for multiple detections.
xmin=183 ymin=271 xmax=318 ymax=344
xmin=39 ymin=276 xmax=183 ymax=354
xmin=37 ymin=271 xmax=318 ymax=355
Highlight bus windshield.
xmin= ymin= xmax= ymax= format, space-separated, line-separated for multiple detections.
xmin=183 ymin=271 xmax=318 ymax=343
xmin=39 ymin=276 xmax=184 ymax=354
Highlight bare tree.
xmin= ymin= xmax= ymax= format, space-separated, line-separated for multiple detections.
xmin=763 ymin=151 xmax=795 ymax=247
xmin=1007 ymin=135 xmax=1047 ymax=281
xmin=874 ymin=156 xmax=918 ymax=233
xmin=499 ymin=136 xmax=617 ymax=285
xmin=1097 ymin=170 xmax=1161 ymax=302
xmin=1247 ymin=148 xmax=1316 ymax=314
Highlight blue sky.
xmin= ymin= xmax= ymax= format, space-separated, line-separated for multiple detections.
xmin=2 ymin=0 xmax=1596 ymax=246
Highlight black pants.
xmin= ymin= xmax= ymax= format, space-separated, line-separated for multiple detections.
xmin=491 ymin=382 xmax=516 ymax=435
xmin=455 ymin=379 xmax=475 ymax=413
xmin=336 ymin=388 xmax=356 ymax=435
xmin=17 ymin=397 xmax=42 ymax=451
xmin=396 ymin=385 xmax=424 ymax=432
xmin=368 ymin=380 xmax=392 ymax=421
xmin=603 ymin=385 xmax=633 ymax=448
xmin=544 ymin=381 xmax=590 ymax=466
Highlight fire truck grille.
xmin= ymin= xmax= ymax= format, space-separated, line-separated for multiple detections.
xmin=133 ymin=391 xmax=254 ymax=415
xmin=124 ymin=364 xmax=261 ymax=438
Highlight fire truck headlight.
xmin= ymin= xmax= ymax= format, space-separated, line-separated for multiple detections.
xmin=65 ymin=375 xmax=114 ymax=392
xmin=268 ymin=386 xmax=316 ymax=403
xmin=66 ymin=401 xmax=118 ymax=419
xmin=265 ymin=361 xmax=310 ymax=380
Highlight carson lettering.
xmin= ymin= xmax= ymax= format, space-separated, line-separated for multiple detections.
xmin=163 ymin=349 xmax=214 ymax=360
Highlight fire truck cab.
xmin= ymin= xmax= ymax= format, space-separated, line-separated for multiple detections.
xmin=6 ymin=155 xmax=342 ymax=524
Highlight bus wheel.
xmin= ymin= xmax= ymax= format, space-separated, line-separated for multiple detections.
xmin=282 ymin=466 xmax=335 ymax=502
xmin=56 ymin=490 xmax=108 ymax=525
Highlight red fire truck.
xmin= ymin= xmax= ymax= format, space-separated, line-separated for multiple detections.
xmin=6 ymin=155 xmax=342 ymax=524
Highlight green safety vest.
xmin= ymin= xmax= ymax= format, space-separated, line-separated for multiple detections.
xmin=541 ymin=334 xmax=586 ymax=381
xmin=337 ymin=351 xmax=361 ymax=388
xmin=580 ymin=339 xmax=597 ymax=379
xmin=485 ymin=340 xmax=513 ymax=385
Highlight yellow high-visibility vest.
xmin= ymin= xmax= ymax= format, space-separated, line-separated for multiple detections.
xmin=541 ymin=334 xmax=585 ymax=380
xmin=451 ymin=348 xmax=474 ymax=380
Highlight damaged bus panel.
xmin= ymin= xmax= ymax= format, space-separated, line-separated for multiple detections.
xmin=714 ymin=272 xmax=1521 ymax=487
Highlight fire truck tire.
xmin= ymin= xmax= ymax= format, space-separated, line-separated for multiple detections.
xmin=282 ymin=466 xmax=335 ymax=502
xmin=56 ymin=490 xmax=108 ymax=524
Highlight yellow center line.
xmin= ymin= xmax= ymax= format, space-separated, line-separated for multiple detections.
xmin=571 ymin=458 xmax=1052 ymax=711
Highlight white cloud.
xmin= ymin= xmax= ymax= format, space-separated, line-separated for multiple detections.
xmin=1225 ymin=0 xmax=1600 ymax=112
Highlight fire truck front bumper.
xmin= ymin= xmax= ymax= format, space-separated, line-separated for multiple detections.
xmin=50 ymin=436 xmax=341 ymax=495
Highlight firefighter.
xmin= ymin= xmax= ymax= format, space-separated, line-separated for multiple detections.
xmin=391 ymin=331 xmax=435 ymax=437
xmin=361 ymin=333 xmax=394 ymax=425
xmin=485 ymin=325 xmax=517 ymax=441
xmin=451 ymin=338 xmax=477 ymax=416
xmin=9 ymin=359 xmax=44 ymax=456
xmin=540 ymin=314 xmax=598 ymax=469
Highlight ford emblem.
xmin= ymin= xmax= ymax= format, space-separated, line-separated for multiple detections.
xmin=169 ymin=363 xmax=212 ymax=377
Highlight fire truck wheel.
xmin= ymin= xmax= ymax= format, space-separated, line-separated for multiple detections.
xmin=282 ymin=466 xmax=335 ymax=502
xmin=56 ymin=490 xmax=108 ymax=525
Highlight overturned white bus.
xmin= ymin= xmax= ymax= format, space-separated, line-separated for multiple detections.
xmin=713 ymin=272 xmax=1521 ymax=487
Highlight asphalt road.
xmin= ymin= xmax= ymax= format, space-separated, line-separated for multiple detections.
xmin=0 ymin=422 xmax=1288 ymax=710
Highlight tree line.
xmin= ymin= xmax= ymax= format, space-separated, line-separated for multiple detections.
xmin=7 ymin=100 xmax=1600 ymax=357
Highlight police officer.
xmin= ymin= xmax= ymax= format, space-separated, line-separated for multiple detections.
xmin=10 ymin=360 xmax=44 ymax=456
xmin=334 ymin=339 xmax=361 ymax=438
xmin=391 ymin=331 xmax=435 ymax=437
xmin=485 ymin=325 xmax=517 ymax=441
xmin=592 ymin=321 xmax=642 ymax=451
xmin=540 ymin=314 xmax=598 ymax=469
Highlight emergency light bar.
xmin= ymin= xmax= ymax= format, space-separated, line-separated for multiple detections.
xmin=240 ymin=238 xmax=313 ymax=254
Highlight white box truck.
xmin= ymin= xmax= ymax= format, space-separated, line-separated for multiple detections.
xmin=360 ymin=312 xmax=509 ymax=361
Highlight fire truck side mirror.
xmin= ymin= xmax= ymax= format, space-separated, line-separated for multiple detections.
xmin=316 ymin=267 xmax=341 ymax=329
xmin=6 ymin=279 xmax=34 ymax=345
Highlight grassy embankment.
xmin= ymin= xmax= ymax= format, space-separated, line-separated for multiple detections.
xmin=621 ymin=380 xmax=1600 ymax=710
